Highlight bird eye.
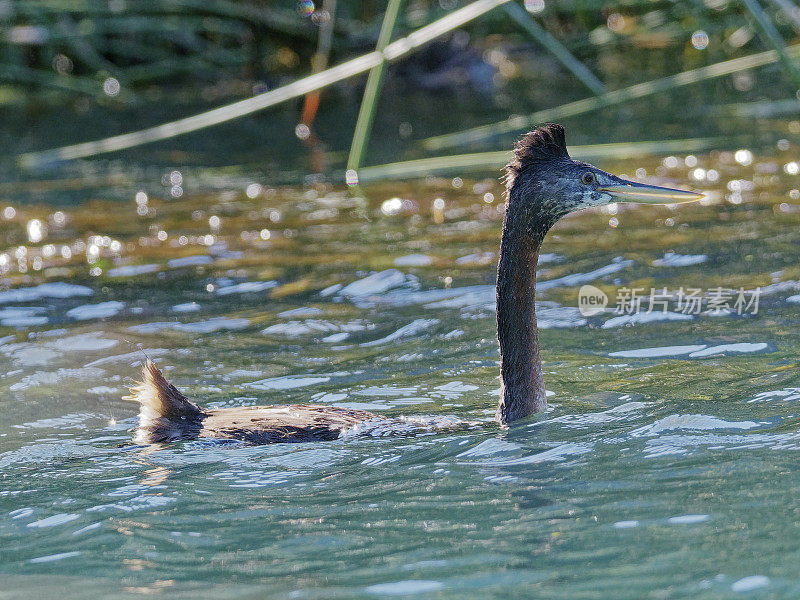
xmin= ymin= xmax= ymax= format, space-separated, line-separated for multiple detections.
xmin=581 ymin=172 xmax=596 ymax=185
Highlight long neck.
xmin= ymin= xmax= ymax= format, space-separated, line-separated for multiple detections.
xmin=495 ymin=210 xmax=547 ymax=424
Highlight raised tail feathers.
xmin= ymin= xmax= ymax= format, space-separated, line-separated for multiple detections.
xmin=125 ymin=360 xmax=205 ymax=443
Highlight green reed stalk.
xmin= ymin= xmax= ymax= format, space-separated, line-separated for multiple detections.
xmin=741 ymin=0 xmax=800 ymax=90
xmin=356 ymin=136 xmax=723 ymax=182
xmin=421 ymin=43 xmax=800 ymax=152
xmin=346 ymin=0 xmax=404 ymax=173
xmin=502 ymin=2 xmax=606 ymax=96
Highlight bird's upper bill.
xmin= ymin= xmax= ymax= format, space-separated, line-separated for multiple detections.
xmin=598 ymin=179 xmax=704 ymax=204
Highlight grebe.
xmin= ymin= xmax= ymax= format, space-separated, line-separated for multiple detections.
xmin=127 ymin=124 xmax=702 ymax=444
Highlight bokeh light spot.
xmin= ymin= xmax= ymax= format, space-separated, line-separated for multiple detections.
xmin=691 ymin=30 xmax=709 ymax=50
xmin=524 ymin=0 xmax=545 ymax=14
xmin=103 ymin=77 xmax=120 ymax=97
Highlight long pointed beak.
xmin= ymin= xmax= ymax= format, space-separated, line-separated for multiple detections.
xmin=598 ymin=180 xmax=704 ymax=204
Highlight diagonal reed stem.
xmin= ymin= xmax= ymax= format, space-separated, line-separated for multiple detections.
xmin=357 ymin=136 xmax=723 ymax=182
xmin=346 ymin=0 xmax=404 ymax=173
xmin=502 ymin=2 xmax=606 ymax=96
xmin=742 ymin=0 xmax=800 ymax=90
xmin=421 ymin=43 xmax=800 ymax=152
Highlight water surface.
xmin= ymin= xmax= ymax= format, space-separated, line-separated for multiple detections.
xmin=2 ymin=147 xmax=800 ymax=598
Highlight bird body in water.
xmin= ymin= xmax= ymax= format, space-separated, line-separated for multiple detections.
xmin=129 ymin=361 xmax=378 ymax=444
xmin=127 ymin=124 xmax=702 ymax=444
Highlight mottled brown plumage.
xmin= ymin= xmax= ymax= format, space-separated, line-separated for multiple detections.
xmin=200 ymin=405 xmax=379 ymax=444
xmin=126 ymin=360 xmax=380 ymax=444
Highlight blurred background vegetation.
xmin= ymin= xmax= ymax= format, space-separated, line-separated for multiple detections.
xmin=2 ymin=0 xmax=800 ymax=180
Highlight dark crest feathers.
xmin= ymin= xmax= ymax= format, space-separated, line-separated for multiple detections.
xmin=504 ymin=123 xmax=570 ymax=189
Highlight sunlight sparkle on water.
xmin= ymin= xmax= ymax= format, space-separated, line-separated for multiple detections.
xmin=731 ymin=576 xmax=770 ymax=592
xmin=26 ymin=219 xmax=44 ymax=243
xmin=381 ymin=198 xmax=403 ymax=216
xmin=735 ymin=149 xmax=753 ymax=166
xmin=246 ymin=183 xmax=262 ymax=198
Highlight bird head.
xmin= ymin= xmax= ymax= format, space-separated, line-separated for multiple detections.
xmin=504 ymin=123 xmax=703 ymax=236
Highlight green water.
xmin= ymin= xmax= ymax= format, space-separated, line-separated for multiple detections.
xmin=2 ymin=144 xmax=800 ymax=598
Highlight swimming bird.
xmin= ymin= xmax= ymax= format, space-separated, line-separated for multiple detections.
xmin=127 ymin=123 xmax=702 ymax=444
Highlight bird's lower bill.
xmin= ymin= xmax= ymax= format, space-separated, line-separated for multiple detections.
xmin=599 ymin=182 xmax=704 ymax=204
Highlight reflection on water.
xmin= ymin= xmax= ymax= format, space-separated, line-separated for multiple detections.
xmin=3 ymin=144 xmax=800 ymax=597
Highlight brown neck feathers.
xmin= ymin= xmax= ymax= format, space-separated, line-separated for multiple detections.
xmin=495 ymin=211 xmax=547 ymax=424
